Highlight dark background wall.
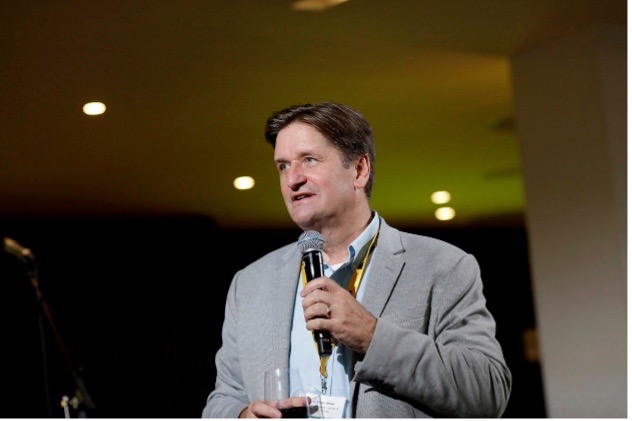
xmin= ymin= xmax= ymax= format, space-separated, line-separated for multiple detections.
xmin=0 ymin=215 xmax=545 ymax=418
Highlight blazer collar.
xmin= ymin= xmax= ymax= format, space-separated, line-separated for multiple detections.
xmin=359 ymin=218 xmax=405 ymax=318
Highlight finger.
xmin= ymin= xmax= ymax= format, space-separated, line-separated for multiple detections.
xmin=302 ymin=300 xmax=329 ymax=321
xmin=305 ymin=316 xmax=332 ymax=334
xmin=301 ymin=289 xmax=330 ymax=310
xmin=300 ymin=277 xmax=338 ymax=296
xmin=250 ymin=401 xmax=281 ymax=418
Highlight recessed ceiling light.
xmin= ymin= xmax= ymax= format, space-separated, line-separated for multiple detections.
xmin=431 ymin=191 xmax=451 ymax=204
xmin=435 ymin=207 xmax=455 ymax=221
xmin=290 ymin=0 xmax=349 ymax=12
xmin=233 ymin=176 xmax=255 ymax=190
xmin=83 ymin=102 xmax=106 ymax=116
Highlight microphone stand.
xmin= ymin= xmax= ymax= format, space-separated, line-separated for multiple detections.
xmin=18 ymin=247 xmax=95 ymax=418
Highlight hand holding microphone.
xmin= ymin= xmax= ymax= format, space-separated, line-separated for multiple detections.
xmin=297 ymin=230 xmax=333 ymax=356
xmin=298 ymin=231 xmax=379 ymax=355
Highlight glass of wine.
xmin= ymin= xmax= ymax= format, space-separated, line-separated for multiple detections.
xmin=264 ymin=368 xmax=320 ymax=418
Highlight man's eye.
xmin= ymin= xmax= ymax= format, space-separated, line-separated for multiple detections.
xmin=305 ymin=157 xmax=316 ymax=164
xmin=278 ymin=163 xmax=289 ymax=171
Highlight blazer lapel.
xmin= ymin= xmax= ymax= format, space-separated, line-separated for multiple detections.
xmin=349 ymin=221 xmax=404 ymax=415
xmin=267 ymin=247 xmax=302 ymax=370
xmin=359 ymin=221 xmax=404 ymax=318
xmin=245 ymin=246 xmax=302 ymax=400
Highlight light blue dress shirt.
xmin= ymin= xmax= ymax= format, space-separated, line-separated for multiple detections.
xmin=290 ymin=212 xmax=380 ymax=418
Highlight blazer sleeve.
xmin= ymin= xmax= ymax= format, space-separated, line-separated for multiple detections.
xmin=353 ymin=252 xmax=512 ymax=418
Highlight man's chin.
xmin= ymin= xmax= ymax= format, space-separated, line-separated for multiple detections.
xmin=289 ymin=211 xmax=316 ymax=230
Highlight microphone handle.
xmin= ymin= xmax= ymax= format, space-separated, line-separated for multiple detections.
xmin=302 ymin=251 xmax=333 ymax=356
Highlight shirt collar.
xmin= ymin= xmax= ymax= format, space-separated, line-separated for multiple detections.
xmin=325 ymin=210 xmax=380 ymax=272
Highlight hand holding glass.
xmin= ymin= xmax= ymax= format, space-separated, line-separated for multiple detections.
xmin=264 ymin=368 xmax=321 ymax=418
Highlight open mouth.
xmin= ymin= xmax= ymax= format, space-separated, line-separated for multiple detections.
xmin=292 ymin=193 xmax=312 ymax=201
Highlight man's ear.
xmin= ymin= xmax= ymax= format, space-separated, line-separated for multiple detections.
xmin=354 ymin=154 xmax=370 ymax=189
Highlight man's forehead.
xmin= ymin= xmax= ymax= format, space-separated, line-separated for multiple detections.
xmin=274 ymin=142 xmax=325 ymax=161
xmin=274 ymin=128 xmax=332 ymax=158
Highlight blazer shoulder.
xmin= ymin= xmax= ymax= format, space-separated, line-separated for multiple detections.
xmin=240 ymin=242 xmax=297 ymax=274
xmin=381 ymin=220 xmax=469 ymax=261
xmin=402 ymin=231 xmax=467 ymax=255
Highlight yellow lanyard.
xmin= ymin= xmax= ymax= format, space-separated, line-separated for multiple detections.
xmin=299 ymin=230 xmax=380 ymax=391
xmin=345 ymin=230 xmax=379 ymax=298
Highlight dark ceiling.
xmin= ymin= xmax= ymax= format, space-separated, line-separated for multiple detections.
xmin=0 ymin=0 xmax=625 ymax=229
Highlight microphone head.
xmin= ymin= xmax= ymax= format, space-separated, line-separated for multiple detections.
xmin=4 ymin=237 xmax=33 ymax=259
xmin=298 ymin=230 xmax=324 ymax=253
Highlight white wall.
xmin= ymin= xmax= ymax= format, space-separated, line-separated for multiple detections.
xmin=511 ymin=24 xmax=627 ymax=418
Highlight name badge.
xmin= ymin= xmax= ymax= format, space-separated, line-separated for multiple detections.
xmin=318 ymin=395 xmax=347 ymax=418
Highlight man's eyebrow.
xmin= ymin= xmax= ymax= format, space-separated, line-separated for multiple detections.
xmin=274 ymin=151 xmax=312 ymax=163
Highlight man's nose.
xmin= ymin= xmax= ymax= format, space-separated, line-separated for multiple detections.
xmin=286 ymin=164 xmax=306 ymax=188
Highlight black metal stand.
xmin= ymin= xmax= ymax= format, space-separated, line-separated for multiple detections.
xmin=5 ymin=238 xmax=95 ymax=417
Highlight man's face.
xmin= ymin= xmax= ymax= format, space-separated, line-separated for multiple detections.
xmin=274 ymin=122 xmax=357 ymax=231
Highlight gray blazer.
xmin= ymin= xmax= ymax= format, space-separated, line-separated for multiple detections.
xmin=202 ymin=218 xmax=512 ymax=418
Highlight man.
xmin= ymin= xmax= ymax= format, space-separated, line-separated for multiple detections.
xmin=202 ymin=102 xmax=511 ymax=418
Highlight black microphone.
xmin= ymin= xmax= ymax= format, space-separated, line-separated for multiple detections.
xmin=3 ymin=237 xmax=34 ymax=261
xmin=298 ymin=230 xmax=333 ymax=356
